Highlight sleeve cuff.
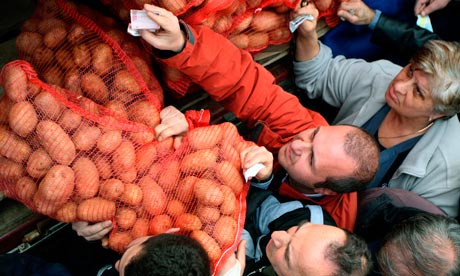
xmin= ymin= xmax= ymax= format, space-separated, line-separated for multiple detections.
xmin=368 ymin=9 xmax=382 ymax=30
xmin=154 ymin=21 xmax=195 ymax=59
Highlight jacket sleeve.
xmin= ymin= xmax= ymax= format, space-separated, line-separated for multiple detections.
xmin=371 ymin=14 xmax=440 ymax=61
xmin=159 ymin=24 xmax=328 ymax=144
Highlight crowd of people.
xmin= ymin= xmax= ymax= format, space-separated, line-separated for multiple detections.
xmin=69 ymin=0 xmax=460 ymax=275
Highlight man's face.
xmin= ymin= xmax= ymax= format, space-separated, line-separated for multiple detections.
xmin=266 ymin=221 xmax=347 ymax=276
xmin=115 ymin=236 xmax=149 ymax=276
xmin=278 ymin=125 xmax=357 ymax=193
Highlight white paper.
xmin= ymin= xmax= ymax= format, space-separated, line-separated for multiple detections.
xmin=244 ymin=163 xmax=265 ymax=182
xmin=289 ymin=14 xmax=314 ymax=33
xmin=130 ymin=10 xmax=160 ymax=30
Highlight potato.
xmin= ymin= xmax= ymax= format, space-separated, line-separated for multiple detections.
xmin=180 ymin=149 xmax=218 ymax=174
xmin=37 ymin=164 xmax=75 ymax=204
xmin=119 ymin=183 xmax=143 ymax=206
xmin=250 ymin=11 xmax=287 ymax=32
xmin=219 ymin=185 xmax=238 ymax=215
xmin=177 ymin=176 xmax=198 ymax=202
xmin=148 ymin=214 xmax=172 ymax=235
xmin=94 ymin=157 xmax=113 ymax=179
xmin=108 ymin=231 xmax=132 ymax=253
xmin=41 ymin=66 xmax=63 ymax=86
xmin=128 ymin=101 xmax=160 ymax=129
xmin=268 ymin=27 xmax=291 ymax=42
xmin=97 ymin=130 xmax=122 ymax=153
xmin=72 ymin=124 xmax=101 ymax=151
xmin=99 ymin=178 xmax=124 ymax=201
xmin=55 ymin=48 xmax=75 ymax=70
xmin=215 ymin=161 xmax=244 ymax=195
xmin=187 ymin=125 xmax=223 ymax=150
xmin=0 ymin=156 xmax=25 ymax=182
xmin=55 ymin=201 xmax=78 ymax=222
xmin=37 ymin=18 xmax=66 ymax=35
xmin=247 ymin=32 xmax=270 ymax=49
xmin=175 ymin=213 xmax=202 ymax=231
xmin=213 ymin=215 xmax=238 ymax=247
xmin=131 ymin=218 xmax=149 ymax=239
xmin=220 ymin=143 xmax=241 ymax=169
xmin=213 ymin=16 xmax=232 ymax=33
xmin=58 ymin=109 xmax=82 ymax=131
xmin=135 ymin=143 xmax=158 ymax=174
xmin=116 ymin=208 xmax=137 ymax=230
xmin=33 ymin=91 xmax=63 ymax=120
xmin=72 ymin=44 xmax=91 ymax=68
xmin=104 ymin=100 xmax=128 ymax=118
xmin=16 ymin=32 xmax=43 ymax=55
xmin=67 ymin=24 xmax=89 ymax=45
xmin=32 ymin=47 xmax=54 ymax=64
xmin=116 ymin=166 xmax=137 ymax=183
xmin=114 ymin=70 xmax=140 ymax=94
xmin=190 ymin=230 xmax=222 ymax=263
xmin=157 ymin=160 xmax=180 ymax=193
xmin=2 ymin=63 xmax=29 ymax=102
xmin=91 ymin=43 xmax=113 ymax=75
xmin=8 ymin=101 xmax=38 ymax=137
xmin=81 ymin=73 xmax=109 ymax=104
xmin=157 ymin=0 xmax=187 ymax=14
xmin=26 ymin=148 xmax=53 ymax=178
xmin=0 ymin=126 xmax=32 ymax=163
xmin=193 ymin=178 xmax=224 ymax=207
xmin=228 ymin=34 xmax=249 ymax=49
xmin=140 ymin=176 xmax=166 ymax=216
xmin=77 ymin=197 xmax=116 ymax=222
xmin=196 ymin=205 xmax=220 ymax=223
xmin=112 ymin=140 xmax=136 ymax=172
xmin=166 ymin=199 xmax=186 ymax=217
xmin=33 ymin=192 xmax=59 ymax=217
xmin=37 ymin=120 xmax=76 ymax=165
xmin=73 ymin=157 xmax=100 ymax=199
xmin=15 ymin=176 xmax=37 ymax=202
xmin=0 ymin=96 xmax=13 ymax=123
xmin=232 ymin=14 xmax=253 ymax=33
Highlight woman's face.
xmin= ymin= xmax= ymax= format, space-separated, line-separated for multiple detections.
xmin=385 ymin=64 xmax=435 ymax=119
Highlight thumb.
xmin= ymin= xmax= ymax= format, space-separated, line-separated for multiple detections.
xmin=173 ymin=136 xmax=183 ymax=149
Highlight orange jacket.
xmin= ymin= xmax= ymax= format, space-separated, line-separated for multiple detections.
xmin=164 ymin=24 xmax=357 ymax=231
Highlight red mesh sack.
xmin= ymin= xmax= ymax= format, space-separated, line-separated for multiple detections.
xmin=1 ymin=57 xmax=251 ymax=274
xmin=16 ymin=0 xmax=163 ymax=108
xmin=313 ymin=0 xmax=343 ymax=28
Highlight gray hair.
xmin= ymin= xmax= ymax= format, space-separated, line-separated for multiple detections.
xmin=377 ymin=213 xmax=460 ymax=276
xmin=411 ymin=40 xmax=460 ymax=117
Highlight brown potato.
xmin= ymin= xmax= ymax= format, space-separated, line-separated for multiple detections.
xmin=37 ymin=120 xmax=76 ymax=165
xmin=8 ymin=101 xmax=38 ymax=137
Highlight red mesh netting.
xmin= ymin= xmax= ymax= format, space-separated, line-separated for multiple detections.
xmin=0 ymin=0 xmax=251 ymax=274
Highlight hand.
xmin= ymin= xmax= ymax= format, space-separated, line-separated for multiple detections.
xmin=240 ymin=145 xmax=273 ymax=181
xmin=217 ymin=240 xmax=246 ymax=276
xmin=292 ymin=2 xmax=320 ymax=39
xmin=154 ymin=105 xmax=188 ymax=149
xmin=71 ymin=221 xmax=112 ymax=241
xmin=414 ymin=0 xmax=450 ymax=16
xmin=140 ymin=4 xmax=186 ymax=52
xmin=337 ymin=0 xmax=376 ymax=25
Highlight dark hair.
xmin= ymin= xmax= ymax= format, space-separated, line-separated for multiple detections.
xmin=315 ymin=126 xmax=379 ymax=193
xmin=124 ymin=234 xmax=211 ymax=276
xmin=326 ymin=231 xmax=372 ymax=276
xmin=377 ymin=213 xmax=460 ymax=276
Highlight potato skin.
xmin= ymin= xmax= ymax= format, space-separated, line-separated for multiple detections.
xmin=77 ymin=197 xmax=116 ymax=222
xmin=26 ymin=148 xmax=53 ymax=178
xmin=0 ymin=126 xmax=32 ymax=163
xmin=36 ymin=120 xmax=76 ymax=165
xmin=37 ymin=164 xmax=75 ymax=204
xmin=72 ymin=157 xmax=100 ymax=199
xmin=9 ymin=101 xmax=38 ymax=137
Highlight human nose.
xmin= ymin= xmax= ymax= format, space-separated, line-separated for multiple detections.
xmin=394 ymin=76 xmax=414 ymax=96
xmin=291 ymin=139 xmax=312 ymax=155
xmin=270 ymin=230 xmax=290 ymax=248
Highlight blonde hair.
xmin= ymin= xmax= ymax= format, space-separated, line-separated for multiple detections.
xmin=411 ymin=40 xmax=460 ymax=117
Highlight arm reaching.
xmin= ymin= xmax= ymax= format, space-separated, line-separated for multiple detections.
xmin=71 ymin=221 xmax=112 ymax=241
xmin=337 ymin=0 xmax=376 ymax=25
xmin=414 ymin=0 xmax=451 ymax=15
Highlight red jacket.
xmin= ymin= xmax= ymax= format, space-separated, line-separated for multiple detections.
xmin=163 ymin=24 xmax=357 ymax=231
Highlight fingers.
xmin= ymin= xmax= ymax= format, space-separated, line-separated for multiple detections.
xmin=420 ymin=0 xmax=450 ymax=15
xmin=154 ymin=106 xmax=188 ymax=142
xmin=165 ymin=227 xmax=181 ymax=233
xmin=414 ymin=0 xmax=429 ymax=15
xmin=236 ymin=240 xmax=246 ymax=275
xmin=72 ymin=221 xmax=113 ymax=241
xmin=240 ymin=145 xmax=273 ymax=180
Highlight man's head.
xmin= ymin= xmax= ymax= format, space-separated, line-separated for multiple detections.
xmin=278 ymin=125 xmax=379 ymax=194
xmin=115 ymin=233 xmax=211 ymax=276
xmin=266 ymin=220 xmax=371 ymax=276
xmin=378 ymin=213 xmax=460 ymax=276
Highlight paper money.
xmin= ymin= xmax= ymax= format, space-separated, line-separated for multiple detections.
xmin=128 ymin=9 xmax=160 ymax=36
xmin=416 ymin=15 xmax=433 ymax=32
xmin=130 ymin=9 xmax=160 ymax=30
xmin=289 ymin=14 xmax=314 ymax=33
xmin=244 ymin=163 xmax=265 ymax=182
